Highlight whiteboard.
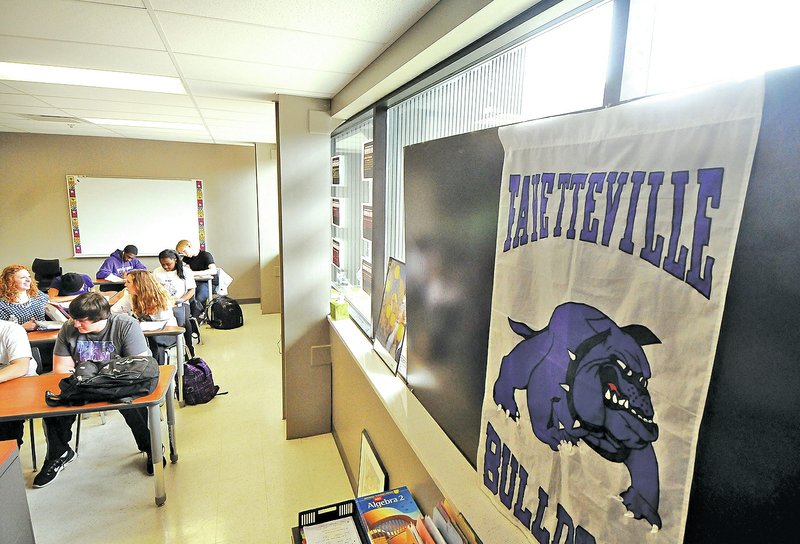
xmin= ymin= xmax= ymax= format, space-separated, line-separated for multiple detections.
xmin=66 ymin=176 xmax=206 ymax=257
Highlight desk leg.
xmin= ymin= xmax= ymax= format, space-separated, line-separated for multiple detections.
xmin=148 ymin=404 xmax=166 ymax=506
xmin=165 ymin=381 xmax=178 ymax=463
xmin=176 ymin=334 xmax=185 ymax=407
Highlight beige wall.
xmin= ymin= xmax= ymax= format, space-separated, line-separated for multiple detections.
xmin=277 ymin=96 xmax=333 ymax=438
xmin=255 ymin=143 xmax=281 ymax=314
xmin=0 ymin=132 xmax=262 ymax=301
xmin=331 ymin=332 xmax=441 ymax=515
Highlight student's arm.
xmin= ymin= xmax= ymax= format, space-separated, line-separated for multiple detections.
xmin=108 ymin=289 xmax=127 ymax=306
xmin=48 ymin=287 xmax=79 ymax=303
xmin=194 ymin=263 xmax=218 ymax=276
xmin=0 ymin=357 xmax=31 ymax=383
xmin=177 ymin=288 xmax=195 ymax=304
xmin=52 ymin=354 xmax=76 ymax=374
xmin=96 ymin=258 xmax=112 ymax=279
xmin=133 ymin=259 xmax=147 ymax=271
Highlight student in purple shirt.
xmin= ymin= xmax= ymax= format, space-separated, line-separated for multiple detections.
xmin=48 ymin=272 xmax=94 ymax=302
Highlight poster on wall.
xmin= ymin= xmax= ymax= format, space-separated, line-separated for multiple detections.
xmin=331 ymin=155 xmax=343 ymax=186
xmin=361 ymin=258 xmax=372 ymax=298
xmin=478 ymin=78 xmax=764 ymax=543
xmin=332 ymin=197 xmax=343 ymax=227
xmin=332 ymin=238 xmax=342 ymax=270
xmin=362 ymin=140 xmax=374 ymax=180
xmin=374 ymin=258 xmax=406 ymax=374
xmin=362 ymin=204 xmax=373 ymax=259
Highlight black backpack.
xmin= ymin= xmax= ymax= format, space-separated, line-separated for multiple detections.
xmin=206 ymin=296 xmax=244 ymax=330
xmin=45 ymin=356 xmax=160 ymax=406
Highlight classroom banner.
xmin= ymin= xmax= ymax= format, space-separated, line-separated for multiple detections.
xmin=478 ymin=77 xmax=763 ymax=543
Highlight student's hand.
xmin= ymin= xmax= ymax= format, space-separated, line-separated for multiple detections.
xmin=23 ymin=319 xmax=37 ymax=332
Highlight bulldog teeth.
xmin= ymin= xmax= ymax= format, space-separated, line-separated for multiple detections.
xmin=612 ymin=393 xmax=618 ymax=404
xmin=560 ymin=383 xmax=570 ymax=392
xmin=573 ymin=420 xmax=581 ymax=429
xmin=623 ymin=399 xmax=630 ymax=409
xmin=605 ymin=390 xmax=611 ymax=400
xmin=558 ymin=421 xmax=565 ymax=430
xmin=617 ymin=359 xmax=627 ymax=370
xmin=568 ymin=350 xmax=576 ymax=361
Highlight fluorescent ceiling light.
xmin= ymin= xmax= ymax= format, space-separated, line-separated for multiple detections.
xmin=84 ymin=118 xmax=204 ymax=131
xmin=0 ymin=62 xmax=185 ymax=94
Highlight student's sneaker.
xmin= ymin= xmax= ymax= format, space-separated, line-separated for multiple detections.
xmin=32 ymin=448 xmax=76 ymax=488
xmin=145 ymin=446 xmax=167 ymax=476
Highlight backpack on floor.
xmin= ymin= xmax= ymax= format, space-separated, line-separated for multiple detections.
xmin=183 ymin=357 xmax=227 ymax=405
xmin=45 ymin=356 xmax=160 ymax=406
xmin=206 ymin=296 xmax=244 ymax=330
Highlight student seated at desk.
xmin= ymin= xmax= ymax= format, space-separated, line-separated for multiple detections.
xmin=110 ymin=271 xmax=177 ymax=364
xmin=96 ymin=245 xmax=147 ymax=291
xmin=33 ymin=292 xmax=165 ymax=488
xmin=176 ymin=240 xmax=217 ymax=317
xmin=47 ymin=272 xmax=94 ymax=302
xmin=0 ymin=320 xmax=38 ymax=446
xmin=153 ymin=250 xmax=196 ymax=356
xmin=0 ymin=264 xmax=49 ymax=331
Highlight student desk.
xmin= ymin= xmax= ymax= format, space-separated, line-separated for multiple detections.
xmin=0 ymin=366 xmax=178 ymax=506
xmin=0 ymin=441 xmax=35 ymax=543
xmin=195 ymin=273 xmax=216 ymax=305
xmin=28 ymin=326 xmax=188 ymax=405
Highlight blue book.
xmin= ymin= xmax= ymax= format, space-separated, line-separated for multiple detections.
xmin=355 ymin=486 xmax=423 ymax=544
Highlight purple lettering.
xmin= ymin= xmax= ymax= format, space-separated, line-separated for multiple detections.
xmin=580 ymin=172 xmax=606 ymax=243
xmin=639 ymin=171 xmax=665 ymax=267
xmin=663 ymin=171 xmax=690 ymax=280
xmin=687 ymin=167 xmax=723 ymax=299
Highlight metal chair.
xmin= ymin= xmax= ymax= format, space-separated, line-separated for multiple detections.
xmin=29 ymin=347 xmax=83 ymax=471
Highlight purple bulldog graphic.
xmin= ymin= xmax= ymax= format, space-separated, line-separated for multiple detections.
xmin=493 ymin=302 xmax=662 ymax=529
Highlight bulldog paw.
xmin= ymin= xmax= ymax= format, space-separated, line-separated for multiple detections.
xmin=620 ymin=486 xmax=662 ymax=529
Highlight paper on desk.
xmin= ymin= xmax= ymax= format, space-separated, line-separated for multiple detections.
xmin=35 ymin=321 xmax=63 ymax=330
xmin=303 ymin=517 xmax=362 ymax=544
xmin=104 ymin=274 xmax=123 ymax=282
xmin=139 ymin=320 xmax=168 ymax=332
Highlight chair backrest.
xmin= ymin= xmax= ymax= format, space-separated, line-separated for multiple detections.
xmin=31 ymin=258 xmax=62 ymax=290
xmin=31 ymin=347 xmax=44 ymax=375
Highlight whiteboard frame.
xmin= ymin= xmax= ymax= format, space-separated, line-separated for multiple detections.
xmin=67 ymin=175 xmax=206 ymax=258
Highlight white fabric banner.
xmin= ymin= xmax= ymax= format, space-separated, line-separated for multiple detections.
xmin=478 ymin=78 xmax=764 ymax=543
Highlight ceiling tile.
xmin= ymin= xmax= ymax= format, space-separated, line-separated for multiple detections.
xmin=0 ymin=36 xmax=177 ymax=76
xmin=0 ymin=119 xmax=119 ymax=136
xmin=78 ymin=0 xmax=145 ymax=7
xmin=175 ymin=54 xmax=350 ymax=95
xmin=192 ymin=96 xmax=275 ymax=114
xmin=156 ymin=12 xmax=375 ymax=72
xmin=0 ymin=93 xmax=52 ymax=107
xmin=199 ymin=109 xmax=274 ymax=124
xmin=0 ymin=0 xmax=165 ymax=49
xmin=0 ymin=103 xmax=69 ymax=116
xmin=38 ymin=95 xmax=200 ymax=116
xmin=184 ymin=79 xmax=282 ymax=101
xmin=1 ymin=81 xmax=196 ymax=107
xmin=65 ymin=109 xmax=204 ymax=124
xmin=0 ymin=82 xmax=24 ymax=94
xmin=150 ymin=0 xmax=438 ymax=43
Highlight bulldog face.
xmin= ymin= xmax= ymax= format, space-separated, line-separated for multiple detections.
xmin=568 ymin=327 xmax=659 ymax=462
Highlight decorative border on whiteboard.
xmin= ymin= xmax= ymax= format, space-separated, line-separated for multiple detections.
xmin=67 ymin=175 xmax=206 ymax=255
xmin=67 ymin=175 xmax=82 ymax=255
xmin=194 ymin=179 xmax=206 ymax=251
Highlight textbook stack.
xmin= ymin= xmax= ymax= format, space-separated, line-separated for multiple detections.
xmin=355 ymin=487 xmax=477 ymax=544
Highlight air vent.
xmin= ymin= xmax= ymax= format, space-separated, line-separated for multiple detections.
xmin=17 ymin=114 xmax=84 ymax=123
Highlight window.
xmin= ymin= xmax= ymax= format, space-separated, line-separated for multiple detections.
xmin=385 ymin=1 xmax=614 ymax=262
xmin=331 ymin=115 xmax=374 ymax=328
xmin=622 ymin=0 xmax=800 ymax=100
